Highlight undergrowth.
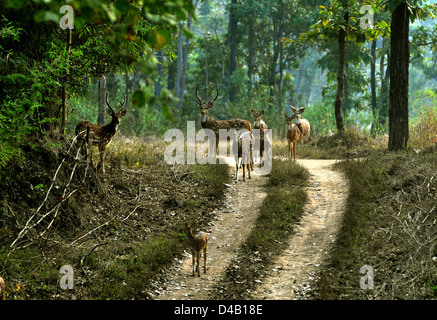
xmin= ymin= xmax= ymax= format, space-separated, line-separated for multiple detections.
xmin=0 ymin=133 xmax=230 ymax=299
xmin=313 ymin=150 xmax=437 ymax=299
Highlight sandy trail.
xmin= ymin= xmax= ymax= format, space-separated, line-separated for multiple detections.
xmin=252 ymin=159 xmax=348 ymax=299
xmin=155 ymin=158 xmax=348 ymax=300
xmin=155 ymin=156 xmax=268 ymax=300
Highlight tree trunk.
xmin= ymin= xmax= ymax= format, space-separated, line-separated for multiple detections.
xmin=60 ymin=28 xmax=72 ymax=133
xmin=97 ymin=75 xmax=107 ymax=125
xmin=229 ymin=0 xmax=238 ymax=102
xmin=247 ymin=20 xmax=255 ymax=93
xmin=334 ymin=11 xmax=347 ymax=132
xmin=175 ymin=24 xmax=183 ymax=107
xmin=370 ymin=39 xmax=377 ymax=136
xmin=389 ymin=1 xmax=409 ymax=150
xmin=155 ymin=50 xmax=163 ymax=111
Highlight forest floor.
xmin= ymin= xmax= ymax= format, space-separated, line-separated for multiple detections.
xmin=154 ymin=158 xmax=348 ymax=300
xmin=1 ymin=131 xmax=436 ymax=300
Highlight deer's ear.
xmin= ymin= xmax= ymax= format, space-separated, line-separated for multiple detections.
xmin=261 ymin=110 xmax=264 ymax=115
xmin=107 ymin=108 xmax=115 ymax=116
xmin=284 ymin=114 xmax=288 ymax=118
xmin=299 ymin=107 xmax=306 ymax=114
xmin=251 ymin=109 xmax=255 ymax=113
xmin=120 ymin=109 xmax=127 ymax=117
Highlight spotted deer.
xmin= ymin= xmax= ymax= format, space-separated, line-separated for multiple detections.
xmin=250 ymin=109 xmax=269 ymax=163
xmin=284 ymin=113 xmax=301 ymax=161
xmin=75 ymin=93 xmax=127 ymax=173
xmin=232 ymin=129 xmax=254 ymax=183
xmin=0 ymin=276 xmax=5 ymax=300
xmin=184 ymin=223 xmax=208 ymax=277
xmin=196 ymin=86 xmax=252 ymax=154
xmin=290 ymin=106 xmax=311 ymax=143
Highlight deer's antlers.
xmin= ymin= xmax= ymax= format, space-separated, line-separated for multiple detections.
xmin=196 ymin=85 xmax=218 ymax=108
xmin=106 ymin=93 xmax=127 ymax=114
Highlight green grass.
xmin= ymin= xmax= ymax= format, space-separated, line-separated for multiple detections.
xmin=313 ymin=150 xmax=437 ymax=299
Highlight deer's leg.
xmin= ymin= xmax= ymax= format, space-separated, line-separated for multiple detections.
xmin=235 ymin=157 xmax=240 ymax=183
xmin=196 ymin=251 xmax=201 ymax=277
xmin=203 ymin=246 xmax=207 ymax=274
xmin=192 ymin=252 xmax=195 ymax=277
xmin=293 ymin=142 xmax=297 ymax=161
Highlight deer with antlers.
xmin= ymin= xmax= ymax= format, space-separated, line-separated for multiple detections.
xmin=75 ymin=93 xmax=127 ymax=173
xmin=184 ymin=223 xmax=208 ymax=277
xmin=290 ymin=106 xmax=311 ymax=143
xmin=196 ymin=86 xmax=252 ymax=154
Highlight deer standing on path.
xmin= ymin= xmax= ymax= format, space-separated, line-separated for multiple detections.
xmin=75 ymin=93 xmax=127 ymax=173
xmin=290 ymin=106 xmax=311 ymax=143
xmin=196 ymin=86 xmax=252 ymax=154
xmin=250 ymin=109 xmax=269 ymax=163
xmin=284 ymin=114 xmax=301 ymax=161
xmin=233 ymin=129 xmax=254 ymax=183
xmin=184 ymin=223 xmax=208 ymax=277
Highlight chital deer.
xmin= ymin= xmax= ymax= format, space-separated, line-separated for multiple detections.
xmin=75 ymin=93 xmax=127 ymax=173
xmin=250 ymin=109 xmax=268 ymax=163
xmin=232 ymin=129 xmax=254 ymax=183
xmin=184 ymin=223 xmax=208 ymax=277
xmin=284 ymin=114 xmax=301 ymax=161
xmin=290 ymin=106 xmax=311 ymax=143
xmin=196 ymin=86 xmax=252 ymax=154
xmin=0 ymin=276 xmax=5 ymax=300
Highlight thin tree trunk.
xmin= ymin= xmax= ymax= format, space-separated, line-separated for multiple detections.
xmin=175 ymin=24 xmax=183 ymax=107
xmin=247 ymin=21 xmax=255 ymax=93
xmin=97 ymin=75 xmax=107 ymax=125
xmin=370 ymin=39 xmax=377 ymax=136
xmin=229 ymin=0 xmax=238 ymax=102
xmin=334 ymin=10 xmax=347 ymax=132
xmin=155 ymin=50 xmax=163 ymax=111
xmin=60 ymin=28 xmax=72 ymax=133
xmin=388 ymin=1 xmax=409 ymax=150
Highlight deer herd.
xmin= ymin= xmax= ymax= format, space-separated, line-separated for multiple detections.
xmin=70 ymin=87 xmax=311 ymax=279
xmin=0 ymin=88 xmax=311 ymax=299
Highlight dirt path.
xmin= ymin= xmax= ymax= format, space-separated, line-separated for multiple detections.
xmin=156 ymin=156 xmax=268 ymax=300
xmin=155 ymin=158 xmax=348 ymax=300
xmin=252 ymin=159 xmax=348 ymax=300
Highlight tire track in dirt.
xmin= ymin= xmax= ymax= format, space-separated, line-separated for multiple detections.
xmin=155 ymin=156 xmax=268 ymax=300
xmin=252 ymin=159 xmax=348 ymax=300
xmin=154 ymin=158 xmax=348 ymax=300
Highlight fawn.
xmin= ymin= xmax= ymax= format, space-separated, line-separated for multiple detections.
xmin=184 ymin=223 xmax=208 ymax=277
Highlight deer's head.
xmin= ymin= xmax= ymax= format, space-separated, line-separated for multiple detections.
xmin=251 ymin=109 xmax=265 ymax=126
xmin=284 ymin=114 xmax=297 ymax=131
xmin=106 ymin=93 xmax=127 ymax=125
xmin=196 ymin=86 xmax=218 ymax=123
xmin=290 ymin=106 xmax=305 ymax=124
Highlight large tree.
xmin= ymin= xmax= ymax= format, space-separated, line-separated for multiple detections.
xmin=388 ymin=0 xmax=410 ymax=150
